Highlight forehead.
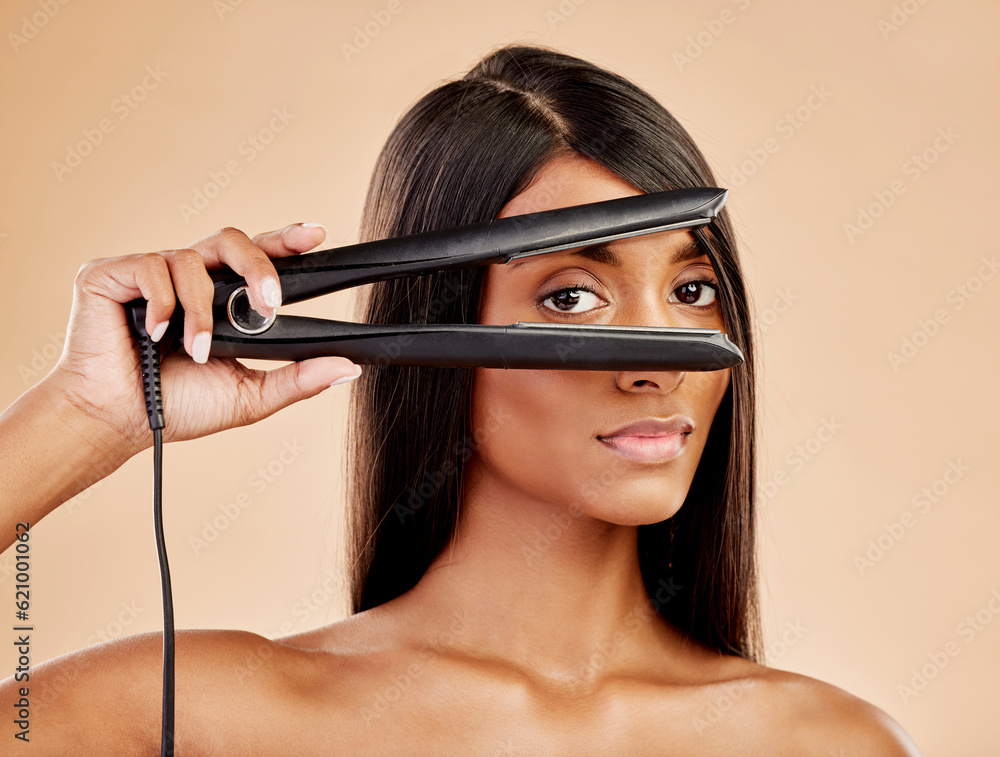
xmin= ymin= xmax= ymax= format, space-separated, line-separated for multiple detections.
xmin=498 ymin=153 xmax=644 ymax=218
xmin=498 ymin=155 xmax=707 ymax=272
xmin=498 ymin=153 xmax=710 ymax=270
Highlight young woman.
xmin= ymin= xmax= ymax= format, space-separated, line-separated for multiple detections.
xmin=0 ymin=45 xmax=920 ymax=754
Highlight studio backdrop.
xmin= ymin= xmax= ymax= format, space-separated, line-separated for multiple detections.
xmin=1 ymin=1 xmax=997 ymax=753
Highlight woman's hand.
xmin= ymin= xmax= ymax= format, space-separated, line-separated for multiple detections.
xmin=47 ymin=222 xmax=362 ymax=459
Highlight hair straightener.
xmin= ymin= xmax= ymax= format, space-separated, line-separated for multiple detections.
xmin=123 ymin=186 xmax=742 ymax=756
xmin=128 ymin=187 xmax=741 ymax=370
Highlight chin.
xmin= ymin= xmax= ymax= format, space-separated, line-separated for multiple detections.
xmin=574 ymin=459 xmax=693 ymax=525
xmin=580 ymin=492 xmax=687 ymax=528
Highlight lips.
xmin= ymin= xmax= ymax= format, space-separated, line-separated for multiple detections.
xmin=599 ymin=417 xmax=694 ymax=438
xmin=597 ymin=416 xmax=694 ymax=464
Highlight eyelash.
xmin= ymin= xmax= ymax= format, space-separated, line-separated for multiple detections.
xmin=538 ymin=280 xmax=720 ymax=316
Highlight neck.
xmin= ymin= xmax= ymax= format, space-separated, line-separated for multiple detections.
xmin=394 ymin=457 xmax=696 ymax=693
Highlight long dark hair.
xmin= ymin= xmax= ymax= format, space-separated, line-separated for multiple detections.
xmin=345 ymin=45 xmax=762 ymax=661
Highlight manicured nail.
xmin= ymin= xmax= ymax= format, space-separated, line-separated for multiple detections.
xmin=192 ymin=331 xmax=212 ymax=364
xmin=301 ymin=222 xmax=327 ymax=233
xmin=150 ymin=321 xmax=169 ymax=342
xmin=330 ymin=365 xmax=363 ymax=387
xmin=261 ymin=277 xmax=282 ymax=310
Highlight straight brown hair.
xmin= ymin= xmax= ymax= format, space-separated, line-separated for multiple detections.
xmin=345 ymin=45 xmax=762 ymax=661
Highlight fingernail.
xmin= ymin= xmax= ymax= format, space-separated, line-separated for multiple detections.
xmin=192 ymin=332 xmax=212 ymax=364
xmin=300 ymin=222 xmax=327 ymax=233
xmin=150 ymin=321 xmax=169 ymax=343
xmin=330 ymin=364 xmax=363 ymax=387
xmin=261 ymin=277 xmax=282 ymax=310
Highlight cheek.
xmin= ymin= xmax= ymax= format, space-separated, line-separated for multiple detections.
xmin=684 ymin=369 xmax=731 ymax=462
xmin=694 ymin=368 xmax=731 ymax=421
xmin=470 ymin=368 xmax=592 ymax=500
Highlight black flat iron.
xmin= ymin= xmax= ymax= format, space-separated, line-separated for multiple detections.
xmin=126 ymin=187 xmax=742 ymax=371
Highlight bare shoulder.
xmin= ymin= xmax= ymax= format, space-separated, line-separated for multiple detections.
xmin=747 ymin=664 xmax=923 ymax=756
xmin=1 ymin=627 xmax=313 ymax=756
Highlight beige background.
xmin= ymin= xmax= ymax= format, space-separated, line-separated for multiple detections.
xmin=2 ymin=0 xmax=998 ymax=752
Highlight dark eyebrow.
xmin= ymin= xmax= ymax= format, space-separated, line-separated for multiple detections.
xmin=511 ymin=237 xmax=706 ymax=269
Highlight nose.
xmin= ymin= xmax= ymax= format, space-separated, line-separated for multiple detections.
xmin=612 ymin=368 xmax=685 ymax=393
xmin=610 ymin=292 xmax=688 ymax=393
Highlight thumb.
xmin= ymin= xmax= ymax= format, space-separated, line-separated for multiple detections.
xmin=252 ymin=222 xmax=328 ymax=258
xmin=249 ymin=357 xmax=363 ymax=418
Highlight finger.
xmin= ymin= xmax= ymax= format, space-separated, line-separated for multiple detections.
xmin=138 ymin=256 xmax=178 ymax=343
xmin=162 ymin=249 xmax=215 ymax=363
xmin=251 ymin=222 xmax=328 ymax=257
xmin=186 ymin=226 xmax=283 ymax=318
xmin=240 ymin=357 xmax=363 ymax=422
xmin=76 ymin=254 xmax=177 ymax=342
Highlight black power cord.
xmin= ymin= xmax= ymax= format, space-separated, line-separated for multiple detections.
xmin=128 ymin=304 xmax=175 ymax=757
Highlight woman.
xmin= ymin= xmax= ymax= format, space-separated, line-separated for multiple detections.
xmin=0 ymin=45 xmax=920 ymax=754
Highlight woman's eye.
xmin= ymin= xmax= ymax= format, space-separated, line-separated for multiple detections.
xmin=540 ymin=285 xmax=603 ymax=314
xmin=670 ymin=280 xmax=718 ymax=307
